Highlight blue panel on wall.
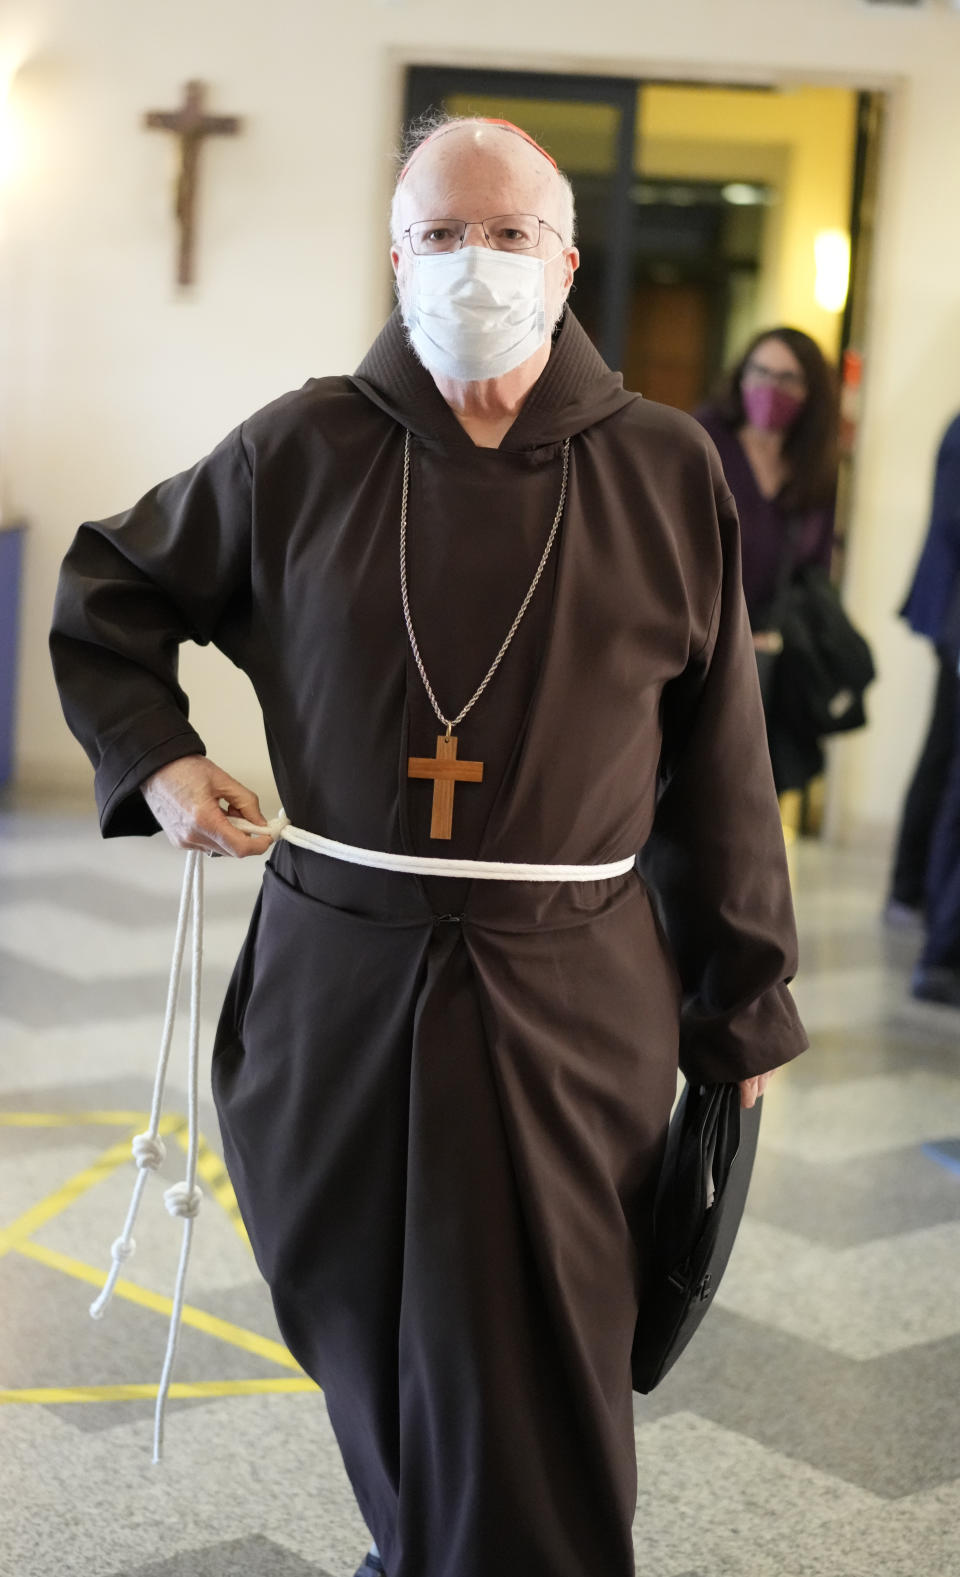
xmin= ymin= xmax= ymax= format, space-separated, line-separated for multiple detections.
xmin=0 ymin=525 xmax=26 ymax=788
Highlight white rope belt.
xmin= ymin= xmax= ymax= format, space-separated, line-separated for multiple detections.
xmin=258 ymin=810 xmax=637 ymax=882
xmin=92 ymin=812 xmax=635 ymax=1461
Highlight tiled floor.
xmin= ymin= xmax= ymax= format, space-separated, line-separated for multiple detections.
xmin=1 ymin=809 xmax=958 ymax=1577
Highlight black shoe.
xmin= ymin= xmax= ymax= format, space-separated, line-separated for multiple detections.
xmin=911 ymin=964 xmax=960 ymax=1007
xmin=353 ymin=1552 xmax=386 ymax=1577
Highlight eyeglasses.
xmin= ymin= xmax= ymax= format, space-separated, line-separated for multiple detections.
xmin=403 ymin=214 xmax=564 ymax=255
xmin=743 ymin=360 xmax=807 ymax=394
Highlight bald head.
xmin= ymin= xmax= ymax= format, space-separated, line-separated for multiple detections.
xmin=390 ymin=118 xmax=576 ymax=251
xmin=389 ymin=116 xmax=580 ymax=395
xmin=399 ymin=118 xmax=559 ymax=182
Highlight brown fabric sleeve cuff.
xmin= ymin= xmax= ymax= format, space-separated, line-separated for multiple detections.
xmin=96 ymin=714 xmax=206 ymax=839
xmin=678 ymin=983 xmax=810 ymax=1085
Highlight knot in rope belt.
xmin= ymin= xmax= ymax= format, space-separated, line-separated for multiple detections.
xmin=92 ymin=813 xmax=636 ymax=1461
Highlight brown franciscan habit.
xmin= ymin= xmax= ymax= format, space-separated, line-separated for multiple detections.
xmin=50 ymin=308 xmax=807 ymax=1577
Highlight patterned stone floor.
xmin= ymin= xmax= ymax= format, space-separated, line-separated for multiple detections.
xmin=1 ymin=807 xmax=958 ymax=1577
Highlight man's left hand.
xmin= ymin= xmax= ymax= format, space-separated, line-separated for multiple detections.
xmin=739 ymin=1071 xmax=775 ymax=1109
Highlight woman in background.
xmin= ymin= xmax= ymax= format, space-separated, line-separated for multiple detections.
xmin=696 ymin=327 xmax=839 ymax=796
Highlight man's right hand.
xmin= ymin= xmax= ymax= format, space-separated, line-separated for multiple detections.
xmin=140 ymin=755 xmax=275 ymax=859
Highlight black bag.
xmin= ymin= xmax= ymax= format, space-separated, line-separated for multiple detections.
xmin=632 ymin=1082 xmax=762 ymax=1393
xmin=755 ymin=640 xmax=783 ymax=713
xmin=776 ymin=565 xmax=876 ymax=738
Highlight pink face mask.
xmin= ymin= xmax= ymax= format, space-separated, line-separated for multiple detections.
xmin=742 ymin=383 xmax=805 ymax=432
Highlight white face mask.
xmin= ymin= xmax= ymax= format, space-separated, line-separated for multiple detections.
xmin=402 ymin=244 xmax=561 ymax=383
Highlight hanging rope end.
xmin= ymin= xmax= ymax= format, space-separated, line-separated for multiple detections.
xmin=132 ymin=1132 xmax=166 ymax=1170
xmin=164 ymin=1181 xmax=203 ymax=1220
xmin=89 ymin=1233 xmax=137 ymax=1319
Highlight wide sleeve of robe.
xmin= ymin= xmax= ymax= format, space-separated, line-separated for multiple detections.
xmin=638 ymin=481 xmax=808 ymax=1085
xmin=49 ymin=427 xmax=252 ymax=838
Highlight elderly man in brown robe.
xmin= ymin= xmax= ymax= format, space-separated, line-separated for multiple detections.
xmin=50 ymin=117 xmax=808 ymax=1577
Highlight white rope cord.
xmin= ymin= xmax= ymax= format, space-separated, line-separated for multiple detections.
xmin=93 ymin=812 xmax=634 ymax=1463
xmin=228 ymin=812 xmax=636 ymax=884
xmin=90 ymin=850 xmax=204 ymax=1464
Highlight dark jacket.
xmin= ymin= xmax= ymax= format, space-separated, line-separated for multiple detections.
xmin=900 ymin=413 xmax=960 ymax=652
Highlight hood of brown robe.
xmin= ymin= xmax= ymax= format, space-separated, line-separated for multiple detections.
xmin=349 ymin=306 xmax=638 ymax=449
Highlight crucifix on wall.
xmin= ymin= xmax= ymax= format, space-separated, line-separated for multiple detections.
xmin=144 ymin=80 xmax=242 ymax=286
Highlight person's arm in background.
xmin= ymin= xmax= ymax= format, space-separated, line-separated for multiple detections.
xmin=930 ymin=415 xmax=960 ymax=657
xmin=898 ymin=413 xmax=960 ymax=650
xmin=812 ymin=496 xmax=837 ymax=574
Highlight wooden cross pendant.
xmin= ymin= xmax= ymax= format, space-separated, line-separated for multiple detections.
xmin=144 ymin=80 xmax=242 ymax=286
xmin=407 ymin=734 xmax=484 ymax=840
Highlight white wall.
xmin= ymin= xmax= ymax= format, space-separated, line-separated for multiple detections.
xmin=2 ymin=0 xmax=959 ymax=840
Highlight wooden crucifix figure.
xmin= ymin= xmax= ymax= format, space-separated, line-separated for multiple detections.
xmin=144 ymin=80 xmax=242 ymax=286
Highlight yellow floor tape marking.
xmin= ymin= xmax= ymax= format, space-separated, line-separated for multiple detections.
xmin=15 ymin=1240 xmax=302 ymax=1371
xmin=0 ymin=1111 xmax=316 ymax=1403
xmin=0 ymin=1115 xmax=185 ymax=1258
xmin=0 ymin=1378 xmax=318 ymax=1405
xmin=0 ymin=1111 xmax=152 ymax=1128
xmin=0 ymin=1113 xmax=251 ymax=1247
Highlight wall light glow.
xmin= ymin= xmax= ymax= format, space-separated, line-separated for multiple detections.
xmin=0 ymin=52 xmax=27 ymax=187
xmin=814 ymin=228 xmax=851 ymax=314
xmin=722 ymin=182 xmax=768 ymax=207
